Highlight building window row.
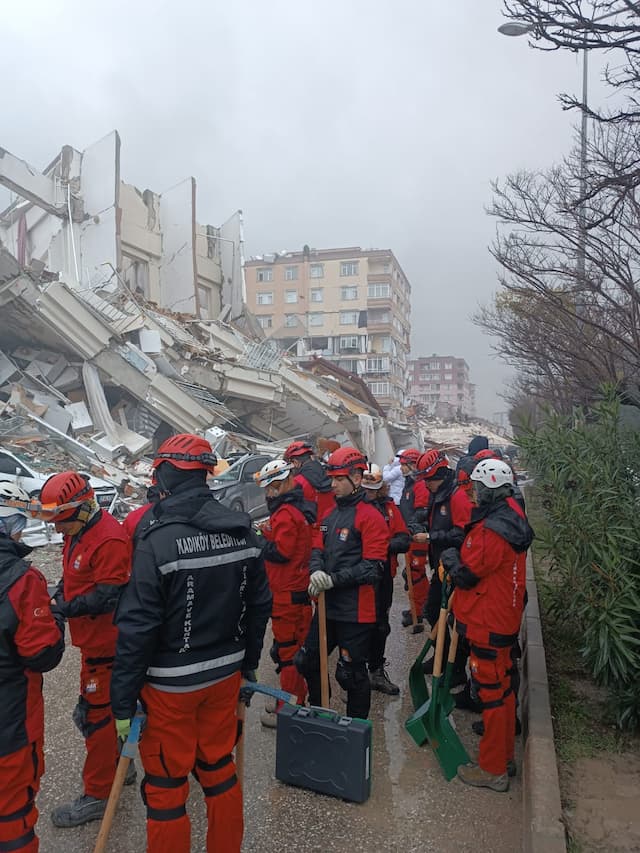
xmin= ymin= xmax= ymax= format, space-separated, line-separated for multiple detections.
xmin=367 ymin=283 xmax=390 ymax=299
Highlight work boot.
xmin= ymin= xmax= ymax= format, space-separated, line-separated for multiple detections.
xmin=402 ymin=612 xmax=422 ymax=628
xmin=51 ymin=794 xmax=107 ymax=827
xmin=507 ymin=760 xmax=517 ymax=778
xmin=457 ymin=762 xmax=509 ymax=793
xmin=369 ymin=664 xmax=400 ymax=696
xmin=260 ymin=699 xmax=277 ymax=729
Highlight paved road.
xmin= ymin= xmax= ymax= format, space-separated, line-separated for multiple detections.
xmin=33 ymin=546 xmax=522 ymax=852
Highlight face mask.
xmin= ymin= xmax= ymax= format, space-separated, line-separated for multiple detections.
xmin=0 ymin=514 xmax=27 ymax=538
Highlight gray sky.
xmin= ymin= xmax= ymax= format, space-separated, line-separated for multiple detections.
xmin=3 ymin=0 xmax=607 ymax=418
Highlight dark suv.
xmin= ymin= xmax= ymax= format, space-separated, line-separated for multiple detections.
xmin=209 ymin=454 xmax=273 ymax=519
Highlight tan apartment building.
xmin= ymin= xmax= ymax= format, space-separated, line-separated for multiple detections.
xmin=244 ymin=246 xmax=411 ymax=412
xmin=408 ymin=355 xmax=476 ymax=418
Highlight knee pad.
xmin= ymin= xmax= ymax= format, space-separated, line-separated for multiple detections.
xmin=335 ymin=657 xmax=368 ymax=691
xmin=293 ymin=645 xmax=318 ymax=677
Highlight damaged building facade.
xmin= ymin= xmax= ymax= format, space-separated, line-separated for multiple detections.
xmin=0 ymin=132 xmax=415 ymax=476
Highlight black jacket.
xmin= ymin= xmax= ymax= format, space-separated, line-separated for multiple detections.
xmin=111 ymin=487 xmax=272 ymax=719
xmin=298 ymin=458 xmax=333 ymax=494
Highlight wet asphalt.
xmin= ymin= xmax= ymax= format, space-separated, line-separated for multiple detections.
xmin=33 ymin=546 xmax=521 ymax=852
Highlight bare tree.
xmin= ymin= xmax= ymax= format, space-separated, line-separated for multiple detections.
xmin=476 ymin=120 xmax=640 ymax=410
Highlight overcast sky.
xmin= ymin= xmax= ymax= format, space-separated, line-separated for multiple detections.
xmin=3 ymin=0 xmax=610 ymax=418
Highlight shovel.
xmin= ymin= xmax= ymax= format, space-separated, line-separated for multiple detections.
xmin=318 ymin=590 xmax=330 ymax=708
xmin=440 ymin=618 xmax=461 ymax=717
xmin=405 ymin=590 xmax=469 ymax=780
xmin=408 ymin=622 xmax=438 ymax=711
xmin=405 ymin=553 xmax=425 ymax=634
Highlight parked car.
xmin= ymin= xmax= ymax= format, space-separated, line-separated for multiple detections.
xmin=209 ymin=453 xmax=273 ymax=519
xmin=0 ymin=446 xmax=118 ymax=512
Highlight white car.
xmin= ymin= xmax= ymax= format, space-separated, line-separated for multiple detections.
xmin=0 ymin=446 xmax=118 ymax=512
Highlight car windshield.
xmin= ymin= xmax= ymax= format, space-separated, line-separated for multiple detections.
xmin=211 ymin=457 xmax=246 ymax=483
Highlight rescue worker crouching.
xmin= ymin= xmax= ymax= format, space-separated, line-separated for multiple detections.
xmin=361 ymin=464 xmax=411 ymax=695
xmin=111 ymin=434 xmax=271 ymax=853
xmin=43 ymin=471 xmax=131 ymax=829
xmin=295 ymin=447 xmax=389 ymax=719
xmin=255 ymin=459 xmax=315 ymax=727
xmin=0 ymin=481 xmax=65 ymax=853
xmin=441 ymin=458 xmax=534 ymax=792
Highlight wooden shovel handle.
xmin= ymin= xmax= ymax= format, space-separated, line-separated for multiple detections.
xmin=93 ymin=756 xmax=130 ymax=853
xmin=447 ymin=619 xmax=460 ymax=665
xmin=432 ymin=605 xmax=449 ymax=679
xmin=318 ymin=591 xmax=330 ymax=708
xmin=405 ymin=555 xmax=419 ymax=626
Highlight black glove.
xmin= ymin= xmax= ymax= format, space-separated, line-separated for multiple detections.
xmin=441 ymin=548 xmax=460 ymax=571
xmin=239 ymin=669 xmax=257 ymax=707
xmin=429 ymin=529 xmax=447 ymax=543
xmin=442 ymin=548 xmax=480 ymax=590
xmin=401 ymin=568 xmax=408 ymax=592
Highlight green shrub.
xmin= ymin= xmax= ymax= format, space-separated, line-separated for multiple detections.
xmin=518 ymin=390 xmax=640 ymax=730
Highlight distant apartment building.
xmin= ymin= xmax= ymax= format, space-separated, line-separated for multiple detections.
xmin=408 ymin=355 xmax=476 ymax=418
xmin=244 ymin=246 xmax=411 ymax=412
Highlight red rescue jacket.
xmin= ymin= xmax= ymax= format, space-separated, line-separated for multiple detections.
xmin=62 ymin=510 xmax=131 ymax=653
xmin=260 ymin=486 xmax=315 ymax=603
xmin=453 ymin=497 xmax=534 ymax=647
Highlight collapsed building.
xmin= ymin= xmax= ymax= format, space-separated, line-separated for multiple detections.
xmin=0 ymin=131 xmax=418 ymax=480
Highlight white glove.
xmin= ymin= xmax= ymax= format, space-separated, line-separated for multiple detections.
xmin=308 ymin=571 xmax=334 ymax=597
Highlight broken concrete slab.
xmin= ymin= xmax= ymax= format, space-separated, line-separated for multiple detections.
xmin=65 ymin=401 xmax=93 ymax=435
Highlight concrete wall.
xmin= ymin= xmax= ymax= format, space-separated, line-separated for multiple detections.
xmin=159 ymin=178 xmax=198 ymax=314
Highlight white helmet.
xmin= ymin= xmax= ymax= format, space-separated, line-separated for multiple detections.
xmin=0 ymin=480 xmax=30 ymax=517
xmin=362 ymin=463 xmax=384 ymax=490
xmin=255 ymin=459 xmax=293 ymax=488
xmin=470 ymin=459 xmax=514 ymax=489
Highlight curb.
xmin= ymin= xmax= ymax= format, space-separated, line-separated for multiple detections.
xmin=520 ymin=549 xmax=567 ymax=853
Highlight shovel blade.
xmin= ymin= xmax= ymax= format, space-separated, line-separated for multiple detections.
xmin=422 ymin=675 xmax=470 ymax=781
xmin=407 ymin=637 xmax=434 ymax=711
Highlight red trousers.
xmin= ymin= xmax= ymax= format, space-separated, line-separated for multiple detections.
xmin=140 ymin=672 xmax=243 ymax=853
xmin=469 ymin=644 xmax=516 ymax=776
xmin=0 ymin=739 xmax=43 ymax=852
xmin=79 ymin=651 xmax=119 ymax=799
xmin=408 ymin=545 xmax=429 ymax=614
xmin=271 ymin=596 xmax=312 ymax=704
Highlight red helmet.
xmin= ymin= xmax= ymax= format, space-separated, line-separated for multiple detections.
xmin=283 ymin=440 xmax=314 ymax=461
xmin=39 ymin=471 xmax=94 ymax=521
xmin=398 ymin=448 xmax=420 ymax=466
xmin=152 ymin=434 xmax=217 ymax=473
xmin=325 ymin=447 xmax=368 ymax=477
xmin=416 ymin=449 xmax=449 ymax=480
xmin=473 ymin=448 xmax=499 ymax=462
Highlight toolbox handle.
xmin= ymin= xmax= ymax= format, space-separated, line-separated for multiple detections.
xmin=303 ymin=705 xmax=353 ymax=725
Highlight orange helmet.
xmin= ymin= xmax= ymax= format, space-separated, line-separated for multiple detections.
xmin=39 ymin=471 xmax=94 ymax=521
xmin=325 ymin=447 xmax=368 ymax=477
xmin=283 ymin=440 xmax=314 ymax=461
xmin=416 ymin=449 xmax=449 ymax=480
xmin=398 ymin=448 xmax=420 ymax=466
xmin=152 ymin=434 xmax=217 ymax=473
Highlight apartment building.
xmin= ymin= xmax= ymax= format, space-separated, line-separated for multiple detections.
xmin=244 ymin=246 xmax=412 ymax=413
xmin=408 ymin=355 xmax=476 ymax=418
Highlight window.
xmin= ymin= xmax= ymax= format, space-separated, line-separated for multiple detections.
xmin=340 ymin=311 xmax=359 ymax=325
xmin=368 ymin=381 xmax=390 ymax=397
xmin=369 ymin=310 xmax=390 ymax=324
xmin=338 ymin=359 xmax=359 ymax=373
xmin=309 ymin=313 xmax=324 ymax=326
xmin=367 ymin=283 xmax=390 ymax=299
xmin=340 ymin=335 xmax=359 ymax=350
xmin=379 ymin=336 xmax=392 ymax=353
xmin=285 ymin=266 xmax=298 ymax=281
xmin=310 ymin=263 xmax=324 ymax=278
xmin=310 ymin=288 xmax=323 ymax=302
xmin=366 ymin=357 xmax=389 ymax=373
xmin=285 ymin=290 xmax=298 ymax=303
xmin=383 ymin=263 xmax=390 ymax=273
xmin=257 ymin=268 xmax=273 ymax=282
xmin=444 ymin=373 xmax=452 ymax=381
xmin=257 ymin=315 xmax=272 ymax=329
xmin=256 ymin=292 xmax=274 ymax=305
xmin=285 ymin=314 xmax=298 ymax=327
xmin=340 ymin=261 xmax=359 ymax=276
xmin=341 ymin=286 xmax=358 ymax=301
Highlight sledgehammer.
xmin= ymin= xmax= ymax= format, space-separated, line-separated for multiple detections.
xmin=93 ymin=705 xmax=145 ymax=853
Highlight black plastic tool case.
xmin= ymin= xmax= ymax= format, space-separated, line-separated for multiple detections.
xmin=275 ymin=704 xmax=372 ymax=803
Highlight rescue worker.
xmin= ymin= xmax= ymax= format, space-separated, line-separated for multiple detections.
xmin=474 ymin=448 xmax=526 ymax=511
xmin=43 ymin=471 xmax=131 ymax=828
xmin=255 ymin=459 xmax=315 ymax=726
xmin=0 ymin=481 xmax=65 ymax=853
xmin=111 ymin=434 xmax=271 ymax=853
xmin=361 ymin=463 xmax=410 ymax=695
xmin=441 ymin=458 xmax=534 ymax=791
xmin=283 ymin=440 xmax=335 ymax=521
xmin=121 ymin=483 xmax=161 ymax=540
xmin=295 ymin=447 xmax=389 ymax=718
xmin=382 ymin=451 xmax=404 ymax=506
xmin=397 ymin=448 xmax=429 ymax=626
xmin=412 ymin=450 xmax=472 ymax=687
